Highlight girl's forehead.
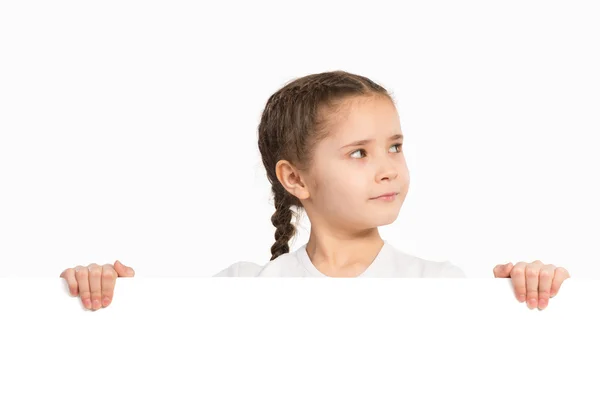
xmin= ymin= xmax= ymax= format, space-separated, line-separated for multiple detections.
xmin=326 ymin=111 xmax=401 ymax=147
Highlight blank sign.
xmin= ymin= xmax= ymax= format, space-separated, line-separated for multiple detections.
xmin=0 ymin=277 xmax=598 ymax=410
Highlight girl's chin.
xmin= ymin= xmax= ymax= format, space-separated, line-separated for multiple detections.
xmin=374 ymin=216 xmax=399 ymax=227
xmin=358 ymin=212 xmax=400 ymax=229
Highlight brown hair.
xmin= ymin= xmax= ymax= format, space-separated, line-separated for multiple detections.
xmin=257 ymin=70 xmax=395 ymax=261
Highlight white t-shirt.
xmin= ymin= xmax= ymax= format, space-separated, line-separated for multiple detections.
xmin=214 ymin=241 xmax=466 ymax=278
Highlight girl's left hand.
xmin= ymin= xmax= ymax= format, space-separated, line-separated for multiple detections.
xmin=493 ymin=261 xmax=570 ymax=310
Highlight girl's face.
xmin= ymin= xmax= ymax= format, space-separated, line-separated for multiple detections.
xmin=302 ymin=95 xmax=410 ymax=232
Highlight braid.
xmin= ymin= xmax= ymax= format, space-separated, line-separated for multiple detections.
xmin=270 ymin=186 xmax=296 ymax=261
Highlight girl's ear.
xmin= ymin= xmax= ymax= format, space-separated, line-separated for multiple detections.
xmin=275 ymin=159 xmax=310 ymax=200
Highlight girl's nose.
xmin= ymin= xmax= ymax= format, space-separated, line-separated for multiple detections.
xmin=376 ymin=159 xmax=398 ymax=181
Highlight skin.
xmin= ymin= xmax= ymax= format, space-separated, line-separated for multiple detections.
xmin=60 ymin=95 xmax=570 ymax=311
xmin=493 ymin=261 xmax=570 ymax=310
xmin=60 ymin=261 xmax=134 ymax=310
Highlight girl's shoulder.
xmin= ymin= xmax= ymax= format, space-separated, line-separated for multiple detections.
xmin=213 ymin=260 xmax=263 ymax=277
xmin=212 ymin=249 xmax=304 ymax=277
xmin=379 ymin=242 xmax=467 ymax=278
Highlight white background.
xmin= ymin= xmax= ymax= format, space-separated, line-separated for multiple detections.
xmin=1 ymin=0 xmax=598 ymax=278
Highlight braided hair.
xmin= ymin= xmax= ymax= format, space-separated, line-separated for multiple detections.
xmin=257 ymin=70 xmax=393 ymax=261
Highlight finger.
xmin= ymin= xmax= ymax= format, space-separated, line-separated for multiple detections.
xmin=60 ymin=268 xmax=79 ymax=296
xmin=87 ymin=264 xmax=103 ymax=310
xmin=74 ymin=266 xmax=92 ymax=310
xmin=493 ymin=262 xmax=513 ymax=278
xmin=537 ymin=264 xmax=556 ymax=310
xmin=550 ymin=266 xmax=571 ymax=298
xmin=114 ymin=260 xmax=135 ymax=277
xmin=101 ymin=264 xmax=117 ymax=307
xmin=525 ymin=263 xmax=541 ymax=309
xmin=510 ymin=262 xmax=528 ymax=303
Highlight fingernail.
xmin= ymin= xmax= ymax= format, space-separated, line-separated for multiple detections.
xmin=92 ymin=299 xmax=100 ymax=310
xmin=528 ymin=298 xmax=537 ymax=309
xmin=518 ymin=294 xmax=526 ymax=302
xmin=102 ymin=297 xmax=110 ymax=307
xmin=84 ymin=298 xmax=92 ymax=309
xmin=538 ymin=299 xmax=547 ymax=310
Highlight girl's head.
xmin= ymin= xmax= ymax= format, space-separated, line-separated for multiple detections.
xmin=258 ymin=70 xmax=409 ymax=260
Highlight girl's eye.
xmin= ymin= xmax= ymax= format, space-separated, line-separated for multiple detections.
xmin=390 ymin=143 xmax=403 ymax=153
xmin=349 ymin=144 xmax=403 ymax=159
xmin=350 ymin=149 xmax=367 ymax=159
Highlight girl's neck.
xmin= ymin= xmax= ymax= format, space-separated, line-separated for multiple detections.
xmin=305 ymin=228 xmax=384 ymax=277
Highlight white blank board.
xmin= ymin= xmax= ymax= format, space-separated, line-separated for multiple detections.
xmin=0 ymin=277 xmax=598 ymax=411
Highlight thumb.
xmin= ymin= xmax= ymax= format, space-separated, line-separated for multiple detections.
xmin=493 ymin=262 xmax=513 ymax=278
xmin=114 ymin=260 xmax=135 ymax=277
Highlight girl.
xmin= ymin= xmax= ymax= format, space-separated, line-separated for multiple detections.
xmin=60 ymin=70 xmax=571 ymax=311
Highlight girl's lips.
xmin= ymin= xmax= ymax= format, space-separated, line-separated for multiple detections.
xmin=371 ymin=192 xmax=398 ymax=200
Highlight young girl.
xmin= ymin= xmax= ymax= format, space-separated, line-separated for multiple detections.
xmin=60 ymin=70 xmax=570 ymax=310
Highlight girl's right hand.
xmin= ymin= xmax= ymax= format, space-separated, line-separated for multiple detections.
xmin=59 ymin=260 xmax=135 ymax=310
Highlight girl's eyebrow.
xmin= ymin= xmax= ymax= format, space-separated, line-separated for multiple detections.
xmin=339 ymin=134 xmax=403 ymax=150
